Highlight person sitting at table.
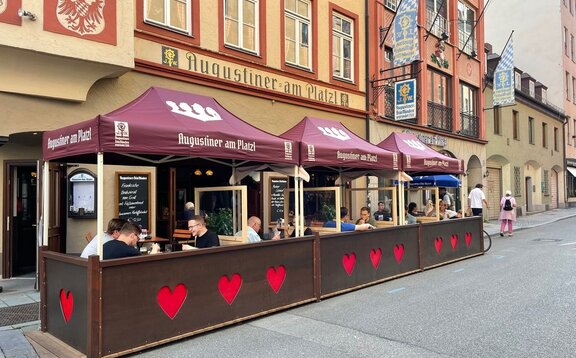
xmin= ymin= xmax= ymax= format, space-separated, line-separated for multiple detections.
xmin=324 ymin=207 xmax=374 ymax=232
xmin=406 ymin=202 xmax=418 ymax=224
xmin=188 ymin=215 xmax=220 ymax=248
xmin=103 ymin=221 xmax=160 ymax=259
xmin=426 ymin=199 xmax=437 ymax=217
xmin=235 ymin=216 xmax=280 ymax=243
xmin=81 ymin=218 xmax=127 ymax=258
xmin=356 ymin=206 xmax=377 ymax=226
xmin=373 ymin=201 xmax=392 ymax=221
xmin=439 ymin=200 xmax=459 ymax=220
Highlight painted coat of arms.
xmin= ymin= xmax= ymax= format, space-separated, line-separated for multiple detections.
xmin=56 ymin=0 xmax=105 ymax=35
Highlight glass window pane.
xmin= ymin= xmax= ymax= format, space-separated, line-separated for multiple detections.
xmin=286 ymin=39 xmax=296 ymax=62
xmin=225 ymin=0 xmax=238 ymax=20
xmin=343 ymin=39 xmax=351 ymax=59
xmin=297 ymin=0 xmax=309 ymax=17
xmin=332 ymin=35 xmax=340 ymax=56
xmin=342 ymin=19 xmax=351 ymax=35
xmin=146 ymin=0 xmax=165 ymax=22
xmin=243 ymin=24 xmax=255 ymax=50
xmin=170 ymin=0 xmax=187 ymax=29
xmin=344 ymin=59 xmax=351 ymax=79
xmin=285 ymin=0 xmax=296 ymax=12
xmin=333 ymin=16 xmax=341 ymax=32
xmin=299 ymin=43 xmax=309 ymax=67
xmin=285 ymin=17 xmax=295 ymax=40
xmin=301 ymin=22 xmax=308 ymax=45
xmin=225 ymin=18 xmax=239 ymax=45
xmin=243 ymin=0 xmax=256 ymax=26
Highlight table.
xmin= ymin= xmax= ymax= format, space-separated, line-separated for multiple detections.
xmin=137 ymin=237 xmax=170 ymax=248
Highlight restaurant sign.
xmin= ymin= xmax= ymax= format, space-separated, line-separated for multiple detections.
xmin=152 ymin=45 xmax=363 ymax=110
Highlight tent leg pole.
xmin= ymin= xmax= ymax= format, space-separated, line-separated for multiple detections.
xmin=97 ymin=152 xmax=104 ymax=259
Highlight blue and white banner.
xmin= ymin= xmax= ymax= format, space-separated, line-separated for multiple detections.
xmin=395 ymin=79 xmax=417 ymax=120
xmin=393 ymin=0 xmax=420 ymax=66
xmin=493 ymin=37 xmax=515 ymax=106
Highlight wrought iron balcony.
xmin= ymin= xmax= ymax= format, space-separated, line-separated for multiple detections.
xmin=427 ymin=101 xmax=452 ymax=131
xmin=459 ymin=111 xmax=479 ymax=138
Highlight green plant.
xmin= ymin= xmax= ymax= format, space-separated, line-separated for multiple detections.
xmin=320 ymin=203 xmax=336 ymax=221
xmin=206 ymin=208 xmax=233 ymax=235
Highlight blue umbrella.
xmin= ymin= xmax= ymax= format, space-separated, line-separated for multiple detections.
xmin=410 ymin=174 xmax=461 ymax=188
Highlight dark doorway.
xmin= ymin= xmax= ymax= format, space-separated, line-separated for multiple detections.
xmin=3 ymin=163 xmax=37 ymax=277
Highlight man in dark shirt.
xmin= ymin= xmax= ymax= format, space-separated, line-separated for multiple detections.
xmin=373 ymin=201 xmax=392 ymax=221
xmin=103 ymin=221 xmax=160 ymax=259
xmin=188 ymin=215 xmax=220 ymax=248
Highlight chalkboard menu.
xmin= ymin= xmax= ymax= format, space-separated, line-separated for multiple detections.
xmin=270 ymin=177 xmax=288 ymax=224
xmin=116 ymin=173 xmax=150 ymax=230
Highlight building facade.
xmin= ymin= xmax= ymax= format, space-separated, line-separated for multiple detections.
xmin=0 ymin=0 xmax=367 ymax=278
xmin=485 ymin=0 xmax=576 ymax=205
xmin=485 ymin=47 xmax=567 ymax=219
xmin=367 ymin=0 xmax=487 ymax=207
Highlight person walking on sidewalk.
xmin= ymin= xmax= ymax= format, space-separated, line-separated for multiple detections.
xmin=499 ymin=190 xmax=517 ymax=237
xmin=468 ymin=183 xmax=488 ymax=216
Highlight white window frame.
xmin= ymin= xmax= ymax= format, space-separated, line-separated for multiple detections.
xmin=144 ymin=0 xmax=192 ymax=35
xmin=385 ymin=0 xmax=397 ymax=11
xmin=458 ymin=1 xmax=475 ymax=55
xmin=284 ymin=0 xmax=312 ymax=70
xmin=332 ymin=13 xmax=354 ymax=82
xmin=224 ymin=0 xmax=260 ymax=54
xmin=426 ymin=0 xmax=448 ymax=38
xmin=514 ymin=71 xmax=522 ymax=90
xmin=529 ymin=81 xmax=535 ymax=97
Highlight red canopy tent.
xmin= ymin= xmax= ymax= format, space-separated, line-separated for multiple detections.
xmin=43 ymin=86 xmax=297 ymax=165
xmin=376 ymin=132 xmax=464 ymax=174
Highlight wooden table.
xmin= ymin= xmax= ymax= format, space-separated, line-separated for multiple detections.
xmin=137 ymin=237 xmax=170 ymax=248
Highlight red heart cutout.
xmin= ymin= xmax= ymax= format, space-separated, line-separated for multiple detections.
xmin=393 ymin=244 xmax=404 ymax=263
xmin=465 ymin=232 xmax=472 ymax=246
xmin=59 ymin=289 xmax=74 ymax=323
xmin=342 ymin=253 xmax=356 ymax=276
xmin=267 ymin=265 xmax=286 ymax=293
xmin=157 ymin=284 xmax=187 ymax=319
xmin=218 ymin=273 xmax=242 ymax=305
xmin=370 ymin=248 xmax=382 ymax=269
xmin=435 ymin=237 xmax=443 ymax=254
xmin=451 ymin=234 xmax=458 ymax=250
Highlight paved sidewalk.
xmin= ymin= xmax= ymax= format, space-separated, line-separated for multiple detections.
xmin=1 ymin=207 xmax=575 ymax=357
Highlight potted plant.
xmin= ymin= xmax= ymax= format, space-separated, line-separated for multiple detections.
xmin=206 ymin=208 xmax=233 ymax=236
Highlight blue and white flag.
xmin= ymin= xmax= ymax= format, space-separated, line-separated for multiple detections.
xmin=393 ymin=0 xmax=420 ymax=66
xmin=493 ymin=36 xmax=515 ymax=106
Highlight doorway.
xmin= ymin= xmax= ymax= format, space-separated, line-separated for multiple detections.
xmin=525 ymin=177 xmax=533 ymax=213
xmin=3 ymin=162 xmax=37 ymax=278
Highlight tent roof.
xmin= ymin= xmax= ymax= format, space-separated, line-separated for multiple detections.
xmin=377 ymin=132 xmax=464 ymax=174
xmin=43 ymin=87 xmax=298 ymax=165
xmin=280 ymin=117 xmax=399 ymax=170
xmin=410 ymin=174 xmax=461 ymax=188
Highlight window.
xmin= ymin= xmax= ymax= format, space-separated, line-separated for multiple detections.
xmin=426 ymin=0 xmax=447 ymax=38
xmin=573 ymin=77 xmax=576 ymax=102
xmin=574 ymin=119 xmax=576 ymax=145
xmin=572 ymin=34 xmax=575 ymax=60
xmin=332 ymin=13 xmax=354 ymax=81
xmin=542 ymin=123 xmax=548 ymax=148
xmin=145 ymin=0 xmax=192 ymax=34
xmin=513 ymin=110 xmax=519 ymax=140
xmin=565 ymin=27 xmax=569 ymax=56
xmin=529 ymin=81 xmax=535 ymax=97
xmin=571 ymin=0 xmax=574 ymax=14
xmin=385 ymin=0 xmax=397 ymax=11
xmin=385 ymin=47 xmax=393 ymax=62
xmin=493 ymin=107 xmax=501 ymax=135
xmin=284 ymin=0 xmax=311 ymax=69
xmin=567 ymin=71 xmax=571 ymax=100
xmin=528 ymin=116 xmax=534 ymax=144
xmin=224 ymin=0 xmax=259 ymax=53
xmin=460 ymin=82 xmax=476 ymax=115
xmin=554 ymin=127 xmax=559 ymax=151
xmin=514 ymin=71 xmax=522 ymax=90
xmin=458 ymin=1 xmax=475 ymax=54
xmin=543 ymin=169 xmax=550 ymax=196
xmin=514 ymin=166 xmax=521 ymax=196
xmin=429 ymin=69 xmax=451 ymax=106
xmin=542 ymin=88 xmax=547 ymax=103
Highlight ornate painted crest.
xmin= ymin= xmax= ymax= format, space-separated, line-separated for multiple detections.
xmin=0 ymin=1 xmax=7 ymax=15
xmin=56 ymin=0 xmax=105 ymax=35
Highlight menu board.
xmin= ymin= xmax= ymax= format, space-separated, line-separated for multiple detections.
xmin=270 ymin=177 xmax=288 ymax=224
xmin=116 ymin=172 xmax=150 ymax=230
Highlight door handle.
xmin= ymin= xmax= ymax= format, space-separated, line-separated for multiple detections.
xmin=32 ymin=224 xmax=37 ymax=227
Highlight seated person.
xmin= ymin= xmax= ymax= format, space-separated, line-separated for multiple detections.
xmin=373 ymin=201 xmax=392 ymax=221
xmin=235 ymin=216 xmax=279 ymax=243
xmin=324 ymin=207 xmax=374 ymax=232
xmin=103 ymin=221 xmax=160 ymax=259
xmin=81 ymin=218 xmax=127 ymax=258
xmin=188 ymin=215 xmax=220 ymax=248
xmin=406 ymin=202 xmax=418 ymax=224
xmin=426 ymin=200 xmax=438 ymax=217
xmin=356 ymin=206 xmax=377 ymax=226
xmin=439 ymin=201 xmax=459 ymax=220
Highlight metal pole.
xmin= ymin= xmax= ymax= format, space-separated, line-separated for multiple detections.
xmin=96 ymin=153 xmax=104 ymax=259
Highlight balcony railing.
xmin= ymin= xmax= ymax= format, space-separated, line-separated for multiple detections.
xmin=425 ymin=9 xmax=447 ymax=38
xmin=460 ymin=112 xmax=479 ymax=138
xmin=427 ymin=101 xmax=452 ymax=131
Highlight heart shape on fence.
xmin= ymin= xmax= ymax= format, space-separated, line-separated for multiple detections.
xmin=465 ymin=232 xmax=472 ymax=247
xmin=218 ymin=273 xmax=242 ymax=305
xmin=342 ymin=253 xmax=356 ymax=276
xmin=435 ymin=237 xmax=443 ymax=254
xmin=393 ymin=244 xmax=405 ymax=264
xmin=266 ymin=265 xmax=286 ymax=293
xmin=370 ymin=248 xmax=382 ymax=269
xmin=157 ymin=284 xmax=187 ymax=319
xmin=59 ymin=289 xmax=74 ymax=323
xmin=451 ymin=234 xmax=458 ymax=250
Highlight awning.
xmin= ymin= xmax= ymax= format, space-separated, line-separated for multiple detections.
xmin=567 ymin=166 xmax=576 ymax=177
xmin=410 ymin=174 xmax=461 ymax=188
